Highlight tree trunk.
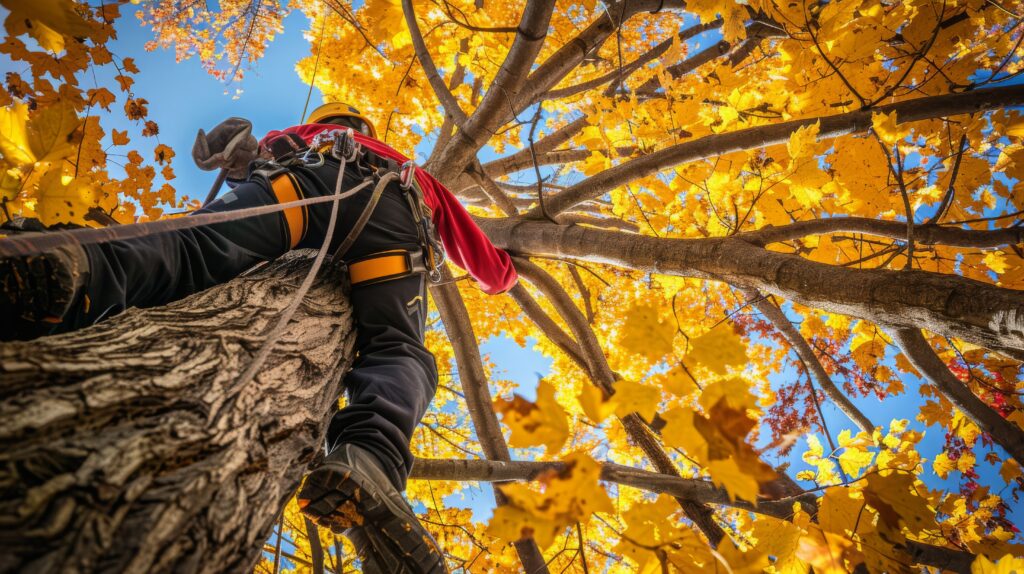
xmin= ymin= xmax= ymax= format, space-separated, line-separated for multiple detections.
xmin=0 ymin=251 xmax=354 ymax=574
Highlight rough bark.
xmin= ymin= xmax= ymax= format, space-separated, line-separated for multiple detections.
xmin=0 ymin=252 xmax=354 ymax=574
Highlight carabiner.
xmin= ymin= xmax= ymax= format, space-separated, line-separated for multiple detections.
xmin=399 ymin=160 xmax=417 ymax=190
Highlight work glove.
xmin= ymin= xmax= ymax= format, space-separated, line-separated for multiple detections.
xmin=192 ymin=117 xmax=258 ymax=180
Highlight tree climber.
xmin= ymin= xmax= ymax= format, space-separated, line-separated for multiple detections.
xmin=0 ymin=102 xmax=519 ymax=573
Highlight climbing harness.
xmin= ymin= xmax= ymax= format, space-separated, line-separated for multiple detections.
xmin=257 ymin=128 xmax=446 ymax=287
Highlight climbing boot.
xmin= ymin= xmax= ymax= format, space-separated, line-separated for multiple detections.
xmin=0 ymin=233 xmax=89 ymax=341
xmin=297 ymin=443 xmax=448 ymax=574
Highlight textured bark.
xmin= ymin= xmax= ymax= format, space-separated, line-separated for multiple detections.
xmin=479 ymin=219 xmax=1024 ymax=360
xmin=0 ymin=252 xmax=354 ymax=574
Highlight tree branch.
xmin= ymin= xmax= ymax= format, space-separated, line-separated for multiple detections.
xmin=744 ymin=288 xmax=875 ymax=433
xmin=740 ymin=216 xmax=1024 ymax=249
xmin=409 ymin=457 xmax=813 ymax=518
xmin=429 ymin=0 xmax=556 ymax=174
xmin=403 ymin=0 xmax=469 ymax=126
xmin=429 ymin=276 xmax=549 ymax=573
xmin=512 ymin=257 xmax=727 ymax=545
xmin=530 ymin=85 xmax=1024 ymax=217
xmin=479 ymin=219 xmax=1024 ymax=361
xmin=889 ymin=328 xmax=1024 ymax=464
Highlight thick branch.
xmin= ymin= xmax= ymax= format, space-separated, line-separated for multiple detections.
xmin=479 ymin=219 xmax=1024 ymax=361
xmin=742 ymin=216 xmax=1024 ymax=249
xmin=745 ymin=289 xmax=875 ymax=433
xmin=890 ymin=328 xmax=1024 ymax=464
xmin=532 ymin=85 xmax=1024 ymax=217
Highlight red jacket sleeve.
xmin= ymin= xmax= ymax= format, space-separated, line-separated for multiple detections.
xmin=415 ymin=172 xmax=518 ymax=294
xmin=261 ymin=125 xmax=518 ymax=294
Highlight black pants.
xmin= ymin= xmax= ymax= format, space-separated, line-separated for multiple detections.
xmin=68 ymin=160 xmax=437 ymax=491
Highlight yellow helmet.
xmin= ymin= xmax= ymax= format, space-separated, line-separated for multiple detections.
xmin=306 ymin=102 xmax=378 ymax=139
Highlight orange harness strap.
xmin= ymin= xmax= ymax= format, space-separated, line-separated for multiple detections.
xmin=347 ymin=248 xmax=426 ymax=287
xmin=269 ymin=172 xmax=308 ymax=248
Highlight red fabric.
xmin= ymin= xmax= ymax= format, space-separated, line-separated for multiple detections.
xmin=260 ymin=124 xmax=518 ymax=294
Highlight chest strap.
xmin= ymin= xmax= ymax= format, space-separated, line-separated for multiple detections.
xmin=347 ymin=248 xmax=427 ymax=287
xmin=268 ymin=172 xmax=308 ymax=249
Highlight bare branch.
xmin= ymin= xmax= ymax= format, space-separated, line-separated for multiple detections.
xmin=512 ymin=257 xmax=727 ymax=545
xmin=429 ymin=0 xmax=556 ymax=173
xmin=409 ymin=457 xmax=814 ymax=518
xmin=507 ymin=283 xmax=588 ymax=367
xmin=531 ymin=85 xmax=1024 ymax=217
xmin=429 ymin=276 xmax=549 ymax=573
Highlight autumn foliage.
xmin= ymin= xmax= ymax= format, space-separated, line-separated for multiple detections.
xmin=2 ymin=0 xmax=1024 ymax=572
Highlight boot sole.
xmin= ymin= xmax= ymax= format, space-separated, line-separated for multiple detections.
xmin=297 ymin=463 xmax=447 ymax=574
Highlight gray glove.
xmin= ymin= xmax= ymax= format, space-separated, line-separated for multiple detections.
xmin=192 ymin=117 xmax=258 ymax=179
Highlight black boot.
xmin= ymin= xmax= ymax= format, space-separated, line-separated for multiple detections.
xmin=0 ymin=232 xmax=89 ymax=341
xmin=297 ymin=444 xmax=448 ymax=574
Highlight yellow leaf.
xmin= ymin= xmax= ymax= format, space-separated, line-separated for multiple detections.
xmin=0 ymin=103 xmax=33 ymax=165
xmin=650 ymin=363 xmax=697 ymax=397
xmin=983 ymin=251 xmax=1008 ymax=274
xmin=577 ymin=384 xmax=616 ymax=423
xmin=32 ymin=169 xmax=100 ymax=225
xmin=707 ymin=457 xmax=759 ymax=502
xmin=3 ymin=0 xmax=93 ymax=53
xmin=611 ymin=379 xmax=660 ymax=420
xmin=933 ymin=451 xmax=957 ymax=479
xmin=836 ymin=429 xmax=874 ymax=477
xmin=488 ymin=452 xmax=612 ymax=549
xmin=28 ymin=101 xmax=81 ymax=164
xmin=619 ymin=302 xmax=675 ymax=362
xmin=872 ymin=111 xmax=904 ymax=145
xmin=972 ymin=554 xmax=1024 ymax=574
xmin=494 ymin=379 xmax=569 ymax=454
xmin=684 ymin=323 xmax=747 ymax=375
xmin=699 ymin=377 xmax=756 ymax=413
xmin=788 ymin=120 xmax=821 ymax=160
xmin=862 ymin=472 xmax=935 ymax=537
xmin=1000 ymin=459 xmax=1022 ymax=484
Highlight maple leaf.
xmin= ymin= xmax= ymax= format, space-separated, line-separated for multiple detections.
xmin=862 ymin=471 xmax=936 ymax=537
xmin=2 ymin=0 xmax=94 ymax=53
xmin=619 ymin=302 xmax=675 ymax=362
xmin=493 ymin=379 xmax=569 ymax=453
xmin=684 ymin=323 xmax=747 ymax=375
xmin=488 ymin=452 xmax=612 ymax=548
xmin=971 ymin=554 xmax=1024 ymax=574
xmin=110 ymin=129 xmax=129 ymax=146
